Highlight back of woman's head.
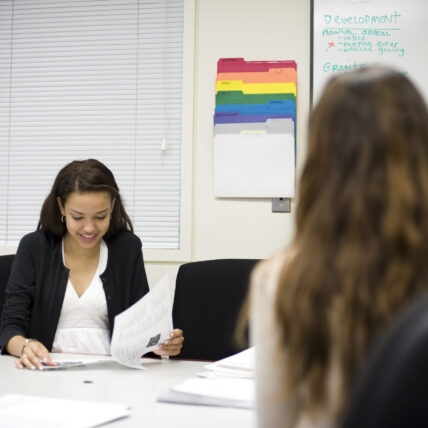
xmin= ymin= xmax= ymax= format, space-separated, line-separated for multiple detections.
xmin=276 ymin=67 xmax=428 ymax=416
xmin=38 ymin=159 xmax=133 ymax=238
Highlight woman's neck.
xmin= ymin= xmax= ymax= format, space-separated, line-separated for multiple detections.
xmin=63 ymin=234 xmax=101 ymax=260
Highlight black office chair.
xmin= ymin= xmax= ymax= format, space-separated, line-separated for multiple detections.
xmin=172 ymin=258 xmax=260 ymax=361
xmin=0 ymin=254 xmax=15 ymax=324
xmin=339 ymin=292 xmax=428 ymax=428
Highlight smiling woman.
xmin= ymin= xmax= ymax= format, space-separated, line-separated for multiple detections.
xmin=59 ymin=192 xmax=114 ymax=250
xmin=0 ymin=159 xmax=184 ymax=370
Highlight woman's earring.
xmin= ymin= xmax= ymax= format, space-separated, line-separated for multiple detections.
xmin=61 ymin=215 xmax=65 ymax=223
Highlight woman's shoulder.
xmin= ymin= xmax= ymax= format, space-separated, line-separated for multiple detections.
xmin=18 ymin=229 xmax=59 ymax=249
xmin=105 ymin=231 xmax=142 ymax=252
xmin=251 ymin=248 xmax=292 ymax=299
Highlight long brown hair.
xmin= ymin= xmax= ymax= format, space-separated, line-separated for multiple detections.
xmin=38 ymin=159 xmax=133 ymax=238
xmin=275 ymin=67 xmax=428 ymax=416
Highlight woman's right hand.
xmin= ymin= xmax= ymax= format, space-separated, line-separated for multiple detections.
xmin=13 ymin=337 xmax=57 ymax=370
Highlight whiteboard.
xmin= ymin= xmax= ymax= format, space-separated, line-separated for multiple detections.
xmin=311 ymin=0 xmax=428 ymax=105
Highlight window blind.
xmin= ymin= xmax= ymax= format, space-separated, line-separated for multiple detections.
xmin=0 ymin=0 xmax=184 ymax=249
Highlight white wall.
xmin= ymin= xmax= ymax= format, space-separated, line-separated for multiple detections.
xmin=145 ymin=0 xmax=311 ymax=289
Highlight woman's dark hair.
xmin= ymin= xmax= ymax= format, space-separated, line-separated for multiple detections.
xmin=37 ymin=159 xmax=133 ymax=238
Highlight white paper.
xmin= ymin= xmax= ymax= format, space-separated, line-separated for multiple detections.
xmin=197 ymin=368 xmax=254 ymax=379
xmin=207 ymin=347 xmax=255 ymax=372
xmin=0 ymin=394 xmax=130 ymax=428
xmin=157 ymin=377 xmax=255 ymax=410
xmin=214 ymin=132 xmax=295 ymax=197
xmin=110 ymin=274 xmax=173 ymax=369
xmin=41 ymin=357 xmax=112 ymax=370
xmin=202 ymin=347 xmax=255 ymax=379
xmin=157 ymin=348 xmax=256 ymax=409
xmin=174 ymin=377 xmax=255 ymax=402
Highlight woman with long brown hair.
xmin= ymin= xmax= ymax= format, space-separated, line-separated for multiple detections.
xmin=251 ymin=67 xmax=428 ymax=427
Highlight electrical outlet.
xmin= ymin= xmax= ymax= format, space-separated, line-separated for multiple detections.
xmin=272 ymin=198 xmax=291 ymax=213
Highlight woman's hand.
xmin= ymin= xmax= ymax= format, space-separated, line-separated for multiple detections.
xmin=154 ymin=329 xmax=184 ymax=357
xmin=15 ymin=339 xmax=57 ymax=370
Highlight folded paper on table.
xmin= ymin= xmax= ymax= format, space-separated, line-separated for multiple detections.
xmin=206 ymin=347 xmax=255 ymax=372
xmin=202 ymin=348 xmax=255 ymax=379
xmin=214 ymin=133 xmax=295 ymax=198
xmin=156 ymin=347 xmax=256 ymax=409
xmin=156 ymin=378 xmax=255 ymax=410
xmin=197 ymin=367 xmax=254 ymax=379
xmin=42 ymin=356 xmax=113 ymax=370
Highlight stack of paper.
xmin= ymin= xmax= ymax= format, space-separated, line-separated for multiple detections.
xmin=0 ymin=394 xmax=130 ymax=428
xmin=156 ymin=347 xmax=255 ymax=409
xmin=214 ymin=58 xmax=297 ymax=197
xmin=201 ymin=346 xmax=255 ymax=379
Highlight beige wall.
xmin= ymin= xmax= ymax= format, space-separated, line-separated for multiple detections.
xmin=145 ymin=0 xmax=311 ymax=290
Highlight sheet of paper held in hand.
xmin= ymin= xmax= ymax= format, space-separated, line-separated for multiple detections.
xmin=110 ymin=274 xmax=173 ymax=369
xmin=44 ymin=274 xmax=173 ymax=370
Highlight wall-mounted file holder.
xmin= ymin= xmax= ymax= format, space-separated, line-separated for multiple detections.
xmin=213 ymin=58 xmax=297 ymax=204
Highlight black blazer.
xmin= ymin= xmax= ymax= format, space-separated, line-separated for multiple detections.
xmin=0 ymin=230 xmax=149 ymax=353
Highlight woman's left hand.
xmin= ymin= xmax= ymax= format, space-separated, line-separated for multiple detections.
xmin=154 ymin=329 xmax=184 ymax=357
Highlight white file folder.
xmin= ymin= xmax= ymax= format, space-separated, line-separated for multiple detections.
xmin=213 ymin=132 xmax=295 ymax=197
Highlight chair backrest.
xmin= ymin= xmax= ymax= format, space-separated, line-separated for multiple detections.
xmin=0 ymin=254 xmax=15 ymax=324
xmin=172 ymin=258 xmax=260 ymax=361
xmin=339 ymin=292 xmax=428 ymax=428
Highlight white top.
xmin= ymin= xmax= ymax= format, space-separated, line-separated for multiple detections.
xmin=52 ymin=240 xmax=110 ymax=355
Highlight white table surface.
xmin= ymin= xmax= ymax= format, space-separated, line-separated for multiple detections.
xmin=0 ymin=353 xmax=255 ymax=428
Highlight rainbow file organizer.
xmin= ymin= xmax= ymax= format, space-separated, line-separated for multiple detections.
xmin=214 ymin=58 xmax=296 ymax=198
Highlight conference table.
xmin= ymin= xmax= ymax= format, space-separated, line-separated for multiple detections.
xmin=0 ymin=353 xmax=255 ymax=427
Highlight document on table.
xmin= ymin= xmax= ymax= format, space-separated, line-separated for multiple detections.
xmin=0 ymin=394 xmax=130 ymax=428
xmin=197 ymin=347 xmax=255 ymax=378
xmin=208 ymin=346 xmax=255 ymax=370
xmin=44 ymin=274 xmax=173 ymax=370
xmin=157 ymin=377 xmax=255 ymax=410
xmin=42 ymin=357 xmax=113 ymax=370
xmin=157 ymin=347 xmax=256 ymax=409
